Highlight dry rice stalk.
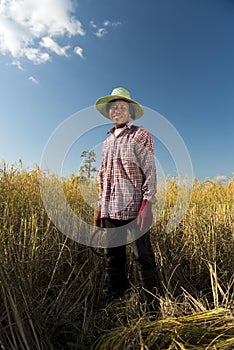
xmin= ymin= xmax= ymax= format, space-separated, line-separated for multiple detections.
xmin=92 ymin=309 xmax=234 ymax=350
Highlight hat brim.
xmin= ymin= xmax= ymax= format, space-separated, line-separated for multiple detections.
xmin=95 ymin=95 xmax=144 ymax=120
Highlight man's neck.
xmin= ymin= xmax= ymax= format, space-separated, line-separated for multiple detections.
xmin=115 ymin=123 xmax=127 ymax=129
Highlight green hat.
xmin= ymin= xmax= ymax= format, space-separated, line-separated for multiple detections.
xmin=95 ymin=87 xmax=144 ymax=120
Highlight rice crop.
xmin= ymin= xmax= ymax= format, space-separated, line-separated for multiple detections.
xmin=0 ymin=163 xmax=233 ymax=349
xmin=92 ymin=309 xmax=234 ymax=350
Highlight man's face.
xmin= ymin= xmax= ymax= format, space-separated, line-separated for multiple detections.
xmin=108 ymin=99 xmax=131 ymax=128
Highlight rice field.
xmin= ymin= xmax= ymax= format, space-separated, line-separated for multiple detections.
xmin=0 ymin=163 xmax=233 ymax=349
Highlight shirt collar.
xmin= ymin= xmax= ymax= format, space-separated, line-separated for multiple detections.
xmin=107 ymin=122 xmax=133 ymax=135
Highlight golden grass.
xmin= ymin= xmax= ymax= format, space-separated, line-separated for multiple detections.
xmin=0 ymin=163 xmax=233 ymax=349
xmin=92 ymin=309 xmax=234 ymax=350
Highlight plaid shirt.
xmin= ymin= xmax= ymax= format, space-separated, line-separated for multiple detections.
xmin=99 ymin=123 xmax=157 ymax=220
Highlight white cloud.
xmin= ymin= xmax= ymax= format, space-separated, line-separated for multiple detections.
xmin=12 ymin=60 xmax=24 ymax=70
xmin=0 ymin=2 xmax=122 ymax=67
xmin=103 ymin=20 xmax=110 ymax=27
xmin=112 ymin=21 xmax=122 ymax=27
xmin=90 ymin=21 xmax=97 ymax=29
xmin=40 ymin=37 xmax=70 ymax=56
xmin=0 ymin=0 xmax=85 ymax=66
xmin=94 ymin=28 xmax=108 ymax=38
xmin=28 ymin=76 xmax=39 ymax=84
xmin=215 ymin=175 xmax=229 ymax=183
xmin=74 ymin=46 xmax=84 ymax=58
xmin=90 ymin=19 xmax=122 ymax=38
xmin=24 ymin=48 xmax=51 ymax=64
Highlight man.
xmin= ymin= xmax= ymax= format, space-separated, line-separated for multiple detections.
xmin=95 ymin=87 xmax=161 ymax=311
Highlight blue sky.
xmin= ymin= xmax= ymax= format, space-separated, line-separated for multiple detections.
xmin=0 ymin=0 xmax=233 ymax=181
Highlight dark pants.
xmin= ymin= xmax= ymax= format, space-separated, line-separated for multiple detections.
xmin=104 ymin=218 xmax=160 ymax=302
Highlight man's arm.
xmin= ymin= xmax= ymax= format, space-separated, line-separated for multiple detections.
xmin=134 ymin=128 xmax=156 ymax=232
xmin=135 ymin=127 xmax=157 ymax=204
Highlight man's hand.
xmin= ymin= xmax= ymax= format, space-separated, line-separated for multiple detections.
xmin=95 ymin=210 xmax=104 ymax=228
xmin=137 ymin=200 xmax=153 ymax=232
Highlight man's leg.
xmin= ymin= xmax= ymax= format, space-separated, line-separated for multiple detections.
xmin=132 ymin=229 xmax=161 ymax=310
xmin=104 ymin=246 xmax=128 ymax=297
xmin=104 ymin=218 xmax=130 ymax=298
